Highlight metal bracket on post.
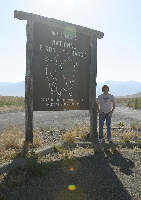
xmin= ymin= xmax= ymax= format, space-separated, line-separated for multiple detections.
xmin=89 ymin=34 xmax=98 ymax=141
xmin=25 ymin=20 xmax=34 ymax=144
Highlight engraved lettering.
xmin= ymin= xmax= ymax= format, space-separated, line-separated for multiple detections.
xmin=40 ymin=45 xmax=55 ymax=52
xmin=72 ymin=50 xmax=86 ymax=58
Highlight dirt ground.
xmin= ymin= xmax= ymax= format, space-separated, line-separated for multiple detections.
xmin=0 ymin=102 xmax=141 ymax=134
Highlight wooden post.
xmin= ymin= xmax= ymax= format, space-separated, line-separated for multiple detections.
xmin=89 ymin=34 xmax=98 ymax=141
xmin=25 ymin=20 xmax=34 ymax=144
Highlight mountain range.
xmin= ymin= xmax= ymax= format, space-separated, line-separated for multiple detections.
xmin=0 ymin=80 xmax=141 ymax=98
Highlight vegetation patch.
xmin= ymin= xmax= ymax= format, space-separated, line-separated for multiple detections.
xmin=0 ymin=123 xmax=43 ymax=164
xmin=0 ymin=96 xmax=25 ymax=113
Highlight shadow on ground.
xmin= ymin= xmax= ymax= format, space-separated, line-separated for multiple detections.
xmin=0 ymin=141 xmax=140 ymax=200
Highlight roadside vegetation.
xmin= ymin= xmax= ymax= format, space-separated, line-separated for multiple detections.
xmin=0 ymin=96 xmax=25 ymax=113
xmin=115 ymin=97 xmax=141 ymax=109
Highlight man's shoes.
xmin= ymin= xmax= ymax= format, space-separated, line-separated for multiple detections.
xmin=108 ymin=138 xmax=113 ymax=143
xmin=98 ymin=139 xmax=103 ymax=142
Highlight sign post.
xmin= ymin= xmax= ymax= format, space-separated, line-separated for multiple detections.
xmin=89 ymin=35 xmax=97 ymax=140
xmin=14 ymin=10 xmax=104 ymax=143
xmin=25 ymin=20 xmax=34 ymax=144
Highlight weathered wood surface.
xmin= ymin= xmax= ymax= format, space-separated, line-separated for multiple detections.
xmin=25 ymin=20 xmax=34 ymax=144
xmin=89 ymin=35 xmax=98 ymax=140
xmin=14 ymin=10 xmax=104 ymax=39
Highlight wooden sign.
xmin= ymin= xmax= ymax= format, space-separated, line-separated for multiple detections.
xmin=14 ymin=10 xmax=104 ymax=142
xmin=33 ymin=22 xmax=91 ymax=111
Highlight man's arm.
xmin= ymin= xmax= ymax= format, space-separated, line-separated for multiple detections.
xmin=112 ymin=103 xmax=115 ymax=112
xmin=96 ymin=103 xmax=100 ymax=111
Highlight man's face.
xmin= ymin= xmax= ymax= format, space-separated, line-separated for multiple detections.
xmin=103 ymin=86 xmax=108 ymax=93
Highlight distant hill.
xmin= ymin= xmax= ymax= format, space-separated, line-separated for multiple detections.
xmin=0 ymin=82 xmax=13 ymax=87
xmin=0 ymin=80 xmax=141 ymax=98
xmin=0 ymin=81 xmax=25 ymax=97
xmin=96 ymin=80 xmax=141 ymax=98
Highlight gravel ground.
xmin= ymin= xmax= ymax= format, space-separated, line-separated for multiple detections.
xmin=0 ymin=150 xmax=141 ymax=200
xmin=0 ymin=102 xmax=141 ymax=199
xmin=0 ymin=102 xmax=141 ymax=134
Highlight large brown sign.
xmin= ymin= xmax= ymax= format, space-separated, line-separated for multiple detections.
xmin=33 ymin=22 xmax=90 ymax=111
xmin=14 ymin=10 xmax=104 ymax=142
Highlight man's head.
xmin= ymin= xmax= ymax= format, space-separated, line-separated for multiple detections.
xmin=102 ymin=85 xmax=109 ymax=94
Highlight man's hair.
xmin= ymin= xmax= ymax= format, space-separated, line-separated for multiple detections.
xmin=102 ymin=85 xmax=109 ymax=92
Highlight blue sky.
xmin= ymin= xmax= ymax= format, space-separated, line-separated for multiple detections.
xmin=0 ymin=0 xmax=141 ymax=83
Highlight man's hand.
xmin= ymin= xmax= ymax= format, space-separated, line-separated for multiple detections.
xmin=108 ymin=111 xmax=113 ymax=116
xmin=98 ymin=110 xmax=103 ymax=116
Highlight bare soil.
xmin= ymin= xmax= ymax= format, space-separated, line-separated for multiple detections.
xmin=0 ymin=102 xmax=141 ymax=135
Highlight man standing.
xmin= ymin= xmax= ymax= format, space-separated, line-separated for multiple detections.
xmin=96 ymin=85 xmax=115 ymax=142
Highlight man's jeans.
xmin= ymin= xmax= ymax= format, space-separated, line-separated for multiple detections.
xmin=99 ymin=111 xmax=112 ymax=139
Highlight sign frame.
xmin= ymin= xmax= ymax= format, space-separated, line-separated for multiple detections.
xmin=14 ymin=10 xmax=104 ymax=143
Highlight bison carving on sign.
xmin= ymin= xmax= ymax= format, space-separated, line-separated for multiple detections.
xmin=45 ymin=50 xmax=78 ymax=97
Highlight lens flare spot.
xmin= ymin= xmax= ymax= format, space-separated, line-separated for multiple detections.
xmin=57 ymin=184 xmax=87 ymax=199
xmin=68 ymin=185 xmax=76 ymax=191
xmin=70 ymin=166 xmax=74 ymax=171
xmin=61 ymin=157 xmax=79 ymax=174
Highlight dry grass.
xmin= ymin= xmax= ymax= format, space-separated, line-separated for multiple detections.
xmin=0 ymin=120 xmax=140 ymax=164
xmin=0 ymin=123 xmax=43 ymax=165
xmin=63 ymin=125 xmax=141 ymax=142
xmin=111 ymin=129 xmax=139 ymax=139
xmin=62 ymin=120 xmax=141 ymax=142
xmin=0 ymin=105 xmax=24 ymax=113
xmin=62 ymin=124 xmax=90 ymax=143
xmin=0 ymin=121 xmax=141 ymax=165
